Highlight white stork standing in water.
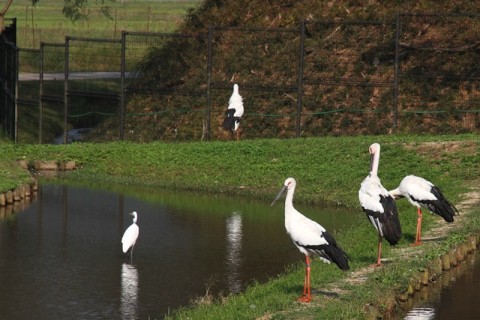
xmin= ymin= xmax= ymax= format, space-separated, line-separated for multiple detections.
xmin=389 ymin=175 xmax=459 ymax=246
xmin=122 ymin=211 xmax=140 ymax=262
xmin=359 ymin=143 xmax=402 ymax=267
xmin=222 ymin=84 xmax=244 ymax=140
xmin=272 ymin=177 xmax=350 ymax=303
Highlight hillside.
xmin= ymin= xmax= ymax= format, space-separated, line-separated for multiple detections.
xmin=100 ymin=0 xmax=480 ymax=141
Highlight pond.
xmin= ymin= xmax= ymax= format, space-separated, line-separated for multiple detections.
xmin=402 ymin=251 xmax=480 ymax=320
xmin=0 ymin=183 xmax=358 ymax=319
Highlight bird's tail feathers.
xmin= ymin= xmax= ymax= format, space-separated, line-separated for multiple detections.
xmin=323 ymin=245 xmax=350 ymax=271
xmin=383 ymin=217 xmax=402 ymax=246
xmin=378 ymin=195 xmax=402 ymax=245
xmin=222 ymin=109 xmax=236 ymax=131
xmin=380 ymin=210 xmax=402 ymax=245
xmin=426 ymin=201 xmax=457 ymax=222
xmin=428 ymin=186 xmax=459 ymax=222
xmin=319 ymin=231 xmax=350 ymax=270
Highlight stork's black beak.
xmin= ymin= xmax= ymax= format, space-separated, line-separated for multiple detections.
xmin=271 ymin=185 xmax=288 ymax=206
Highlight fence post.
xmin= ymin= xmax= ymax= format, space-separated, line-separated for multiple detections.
xmin=63 ymin=36 xmax=69 ymax=144
xmin=120 ymin=31 xmax=126 ymax=141
xmin=393 ymin=11 xmax=401 ymax=132
xmin=205 ymin=26 xmax=213 ymax=141
xmin=14 ymin=46 xmax=18 ymax=143
xmin=39 ymin=42 xmax=44 ymax=144
xmin=296 ymin=20 xmax=306 ymax=138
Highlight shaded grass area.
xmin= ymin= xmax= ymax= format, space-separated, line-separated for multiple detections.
xmin=1 ymin=134 xmax=479 ymax=318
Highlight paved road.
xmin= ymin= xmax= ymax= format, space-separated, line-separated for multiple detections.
xmin=19 ymin=71 xmax=137 ymax=81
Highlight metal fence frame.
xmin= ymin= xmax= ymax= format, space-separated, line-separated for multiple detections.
xmin=2 ymin=12 xmax=480 ymax=143
xmin=0 ymin=18 xmax=17 ymax=141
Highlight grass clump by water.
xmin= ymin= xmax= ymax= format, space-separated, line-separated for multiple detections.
xmin=1 ymin=133 xmax=479 ymax=319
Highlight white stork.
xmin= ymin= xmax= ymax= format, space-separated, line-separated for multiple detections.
xmin=389 ymin=175 xmax=459 ymax=246
xmin=272 ymin=177 xmax=350 ymax=303
xmin=222 ymin=84 xmax=244 ymax=140
xmin=122 ymin=211 xmax=140 ymax=262
xmin=359 ymin=143 xmax=402 ymax=267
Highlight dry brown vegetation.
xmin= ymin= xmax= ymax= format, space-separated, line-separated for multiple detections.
xmin=93 ymin=1 xmax=480 ymax=141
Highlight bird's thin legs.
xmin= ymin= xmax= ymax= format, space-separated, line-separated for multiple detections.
xmin=298 ymin=255 xmax=312 ymax=303
xmin=413 ymin=208 xmax=423 ymax=246
xmin=130 ymin=246 xmax=134 ymax=264
xmin=375 ymin=233 xmax=382 ymax=267
xmin=236 ymin=127 xmax=241 ymax=141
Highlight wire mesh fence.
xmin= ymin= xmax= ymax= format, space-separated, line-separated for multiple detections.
xmin=121 ymin=31 xmax=209 ymax=141
xmin=3 ymin=12 xmax=480 ymax=144
xmin=209 ymin=26 xmax=301 ymax=139
xmin=301 ymin=20 xmax=397 ymax=136
xmin=397 ymin=13 xmax=480 ymax=133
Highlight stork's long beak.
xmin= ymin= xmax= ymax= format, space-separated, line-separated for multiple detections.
xmin=271 ymin=185 xmax=288 ymax=206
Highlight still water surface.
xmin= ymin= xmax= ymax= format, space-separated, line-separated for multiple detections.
xmin=0 ymin=183 xmax=358 ymax=319
xmin=403 ymin=252 xmax=480 ymax=320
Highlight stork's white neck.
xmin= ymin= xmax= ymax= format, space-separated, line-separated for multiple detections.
xmin=284 ymin=186 xmax=296 ymax=211
xmin=132 ymin=212 xmax=138 ymax=224
xmin=370 ymin=148 xmax=380 ymax=177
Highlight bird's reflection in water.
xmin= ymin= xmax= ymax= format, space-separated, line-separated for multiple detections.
xmin=404 ymin=307 xmax=435 ymax=320
xmin=225 ymin=212 xmax=243 ymax=293
xmin=120 ymin=263 xmax=138 ymax=320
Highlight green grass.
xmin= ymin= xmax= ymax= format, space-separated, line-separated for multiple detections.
xmin=1 ymin=134 xmax=479 ymax=319
xmin=4 ymin=134 xmax=478 ymax=205
xmin=5 ymin=0 xmax=201 ymax=48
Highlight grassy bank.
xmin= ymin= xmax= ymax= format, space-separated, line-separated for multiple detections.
xmin=0 ymin=134 xmax=479 ymax=318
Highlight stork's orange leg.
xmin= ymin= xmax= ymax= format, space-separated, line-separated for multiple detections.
xmin=373 ymin=233 xmax=383 ymax=267
xmin=413 ymin=208 xmax=423 ymax=246
xmin=297 ymin=255 xmax=312 ymax=302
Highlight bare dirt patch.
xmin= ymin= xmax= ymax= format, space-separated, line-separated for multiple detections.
xmin=404 ymin=140 xmax=478 ymax=160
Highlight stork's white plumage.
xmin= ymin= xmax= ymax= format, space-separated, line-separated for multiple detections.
xmin=359 ymin=143 xmax=402 ymax=267
xmin=272 ymin=177 xmax=349 ymax=303
xmin=122 ymin=211 xmax=140 ymax=262
xmin=389 ymin=175 xmax=458 ymax=245
xmin=222 ymin=84 xmax=244 ymax=140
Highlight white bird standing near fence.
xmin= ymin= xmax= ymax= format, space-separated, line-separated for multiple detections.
xmin=222 ymin=84 xmax=244 ymax=140
xmin=389 ymin=175 xmax=458 ymax=246
xmin=359 ymin=143 xmax=402 ymax=267
xmin=122 ymin=211 xmax=140 ymax=262
xmin=272 ymin=177 xmax=350 ymax=303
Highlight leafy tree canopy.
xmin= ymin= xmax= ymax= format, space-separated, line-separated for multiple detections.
xmin=32 ymin=0 xmax=114 ymax=22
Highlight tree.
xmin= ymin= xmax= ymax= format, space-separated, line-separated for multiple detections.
xmin=61 ymin=0 xmax=114 ymax=22
xmin=0 ymin=0 xmax=14 ymax=31
xmin=1 ymin=0 xmax=113 ymax=32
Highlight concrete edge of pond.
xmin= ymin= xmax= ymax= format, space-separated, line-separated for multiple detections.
xmin=17 ymin=159 xmax=77 ymax=171
xmin=1 ymin=158 xmax=77 ymax=209
xmin=362 ymin=231 xmax=480 ymax=319
xmin=391 ymin=234 xmax=480 ymax=317
xmin=0 ymin=180 xmax=38 ymax=210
